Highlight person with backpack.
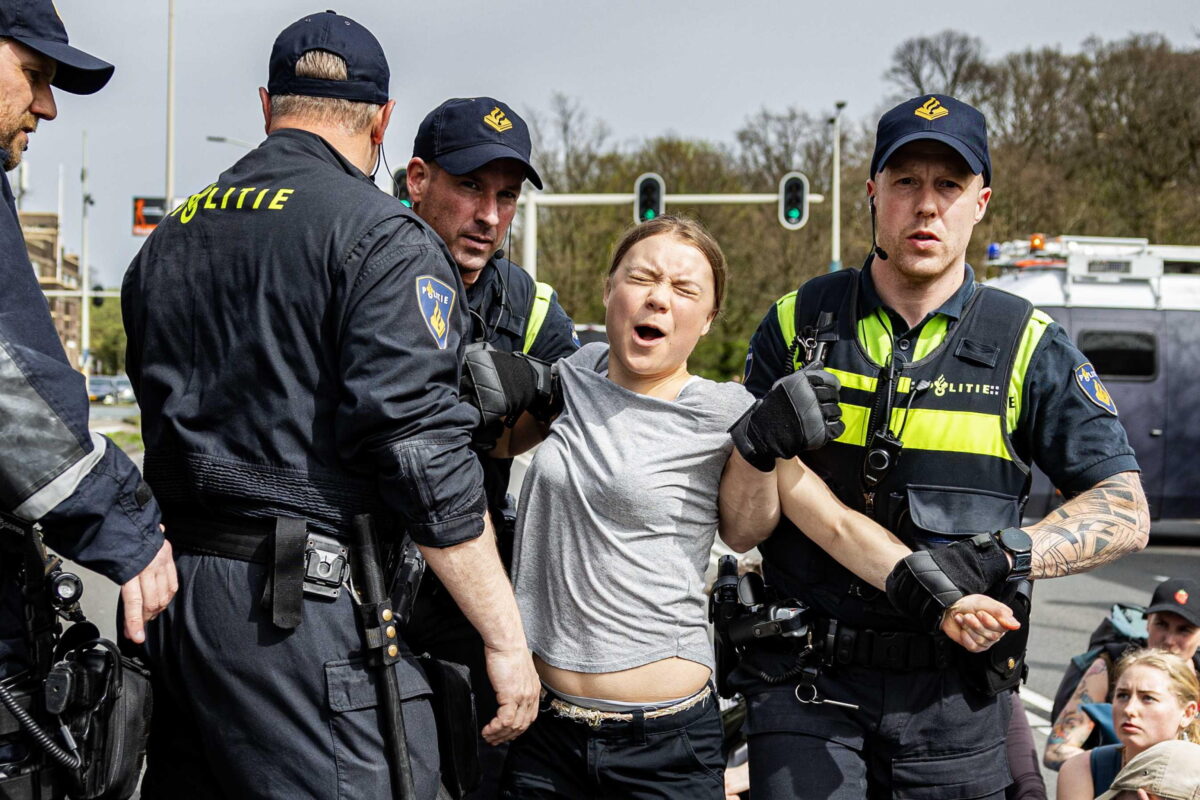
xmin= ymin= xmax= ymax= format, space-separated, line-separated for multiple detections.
xmin=1046 ymin=578 xmax=1200 ymax=770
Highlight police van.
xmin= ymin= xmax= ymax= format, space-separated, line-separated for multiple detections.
xmin=986 ymin=234 xmax=1200 ymax=523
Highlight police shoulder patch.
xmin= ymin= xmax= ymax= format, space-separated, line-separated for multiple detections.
xmin=1074 ymin=361 xmax=1118 ymax=415
xmin=415 ymin=275 xmax=456 ymax=350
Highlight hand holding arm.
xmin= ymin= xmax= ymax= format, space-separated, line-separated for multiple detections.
xmin=729 ymin=363 xmax=844 ymax=471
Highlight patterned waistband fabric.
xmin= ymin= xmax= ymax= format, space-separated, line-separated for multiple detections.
xmin=544 ymin=685 xmax=713 ymax=726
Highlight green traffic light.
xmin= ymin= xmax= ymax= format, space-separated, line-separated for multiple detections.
xmin=643 ymin=209 xmax=656 ymax=220
xmin=401 ymin=199 xmax=413 ymax=208
xmin=787 ymin=208 xmax=800 ymax=220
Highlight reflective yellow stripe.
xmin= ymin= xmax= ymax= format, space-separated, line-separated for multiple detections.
xmin=858 ymin=308 xmax=951 ymax=364
xmin=522 ymin=281 xmax=554 ymax=354
xmin=828 ymin=369 xmax=912 ymax=394
xmin=775 ymin=291 xmax=800 ymax=368
xmin=892 ymin=407 xmax=1011 ymax=460
xmin=837 ymin=404 xmax=1009 ymax=459
xmin=1006 ymin=309 xmax=1053 ymax=432
xmin=858 ymin=310 xmax=893 ymax=363
xmin=835 ymin=403 xmax=871 ymax=447
xmin=912 ymin=316 xmax=949 ymax=361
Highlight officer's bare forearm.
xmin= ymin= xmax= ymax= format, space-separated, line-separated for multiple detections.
xmin=418 ymin=514 xmax=527 ymax=652
xmin=718 ymin=450 xmax=780 ymax=552
xmin=777 ymin=458 xmax=910 ymax=590
xmin=1025 ymin=471 xmax=1149 ymax=580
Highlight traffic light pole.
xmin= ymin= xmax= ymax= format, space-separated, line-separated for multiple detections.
xmin=516 ymin=190 xmax=824 ymax=279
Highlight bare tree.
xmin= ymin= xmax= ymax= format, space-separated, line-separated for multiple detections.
xmin=886 ymin=30 xmax=988 ymax=99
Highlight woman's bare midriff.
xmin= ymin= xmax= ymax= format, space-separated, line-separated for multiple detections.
xmin=535 ymin=655 xmax=711 ymax=703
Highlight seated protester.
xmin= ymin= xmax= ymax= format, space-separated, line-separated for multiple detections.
xmin=1094 ymin=739 xmax=1200 ymax=800
xmin=1057 ymin=649 xmax=1200 ymax=800
xmin=1047 ymin=579 xmax=1200 ymax=770
xmin=460 ymin=216 xmax=1016 ymax=799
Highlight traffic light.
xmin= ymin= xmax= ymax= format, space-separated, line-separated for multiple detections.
xmin=633 ymin=173 xmax=665 ymax=223
xmin=91 ymin=283 xmax=104 ymax=308
xmin=392 ymin=167 xmax=411 ymax=207
xmin=778 ymin=171 xmax=810 ymax=231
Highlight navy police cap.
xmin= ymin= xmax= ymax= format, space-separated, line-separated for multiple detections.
xmin=414 ymin=97 xmax=543 ymax=190
xmin=0 ymin=0 xmax=113 ymax=95
xmin=871 ymin=94 xmax=991 ymax=186
xmin=268 ymin=10 xmax=389 ymax=105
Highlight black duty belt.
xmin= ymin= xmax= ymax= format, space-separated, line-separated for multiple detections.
xmin=166 ymin=516 xmax=351 ymax=631
xmin=814 ymin=618 xmax=950 ymax=671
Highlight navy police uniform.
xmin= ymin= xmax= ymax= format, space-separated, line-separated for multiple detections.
xmin=0 ymin=1 xmax=162 ymax=781
xmin=734 ymin=95 xmax=1139 ymax=800
xmin=401 ymin=96 xmax=578 ymax=800
xmin=123 ymin=14 xmax=481 ymax=798
xmin=407 ymin=255 xmax=576 ymax=800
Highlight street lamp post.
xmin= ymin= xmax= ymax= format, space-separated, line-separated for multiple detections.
xmin=165 ymin=0 xmax=176 ymax=209
xmin=829 ymin=100 xmax=846 ymax=273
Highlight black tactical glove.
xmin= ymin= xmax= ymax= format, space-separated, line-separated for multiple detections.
xmin=728 ymin=362 xmax=844 ymax=471
xmin=885 ymin=533 xmax=1013 ymax=632
xmin=461 ymin=346 xmax=560 ymax=432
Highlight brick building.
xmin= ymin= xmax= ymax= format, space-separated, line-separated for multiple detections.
xmin=20 ymin=211 xmax=83 ymax=371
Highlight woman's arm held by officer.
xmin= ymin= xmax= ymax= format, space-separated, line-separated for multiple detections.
xmin=1026 ymin=471 xmax=1149 ymax=580
xmin=717 ymin=449 xmax=780 ymax=552
xmin=418 ymin=512 xmax=540 ymax=745
xmin=941 ymin=595 xmax=1021 ymax=654
xmin=1043 ymin=656 xmax=1108 ymax=769
xmin=771 ymin=458 xmax=1018 ymax=649
xmin=774 ymin=457 xmax=910 ymax=589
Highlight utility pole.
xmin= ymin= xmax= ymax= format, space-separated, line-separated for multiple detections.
xmin=829 ymin=101 xmax=846 ymax=272
xmin=165 ymin=0 xmax=176 ymax=209
xmin=80 ymin=132 xmax=94 ymax=377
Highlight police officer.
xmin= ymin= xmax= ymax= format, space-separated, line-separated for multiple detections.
xmin=728 ymin=94 xmax=1150 ymax=798
xmin=122 ymin=12 xmax=538 ymax=798
xmin=0 ymin=0 xmax=177 ymax=780
xmin=401 ymin=96 xmax=577 ymax=800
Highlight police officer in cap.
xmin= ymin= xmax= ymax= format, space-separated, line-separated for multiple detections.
xmin=123 ymin=11 xmax=538 ymax=797
xmin=402 ymin=97 xmax=577 ymax=798
xmin=0 ymin=0 xmax=176 ymax=773
xmin=729 ymin=94 xmax=1150 ymax=798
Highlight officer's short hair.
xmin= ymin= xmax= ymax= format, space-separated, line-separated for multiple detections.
xmin=270 ymin=49 xmax=380 ymax=134
xmin=608 ymin=215 xmax=727 ymax=315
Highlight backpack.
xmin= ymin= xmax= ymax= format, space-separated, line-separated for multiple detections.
xmin=1050 ymin=603 xmax=1148 ymax=723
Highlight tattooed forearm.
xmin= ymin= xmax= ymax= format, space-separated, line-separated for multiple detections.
xmin=1026 ymin=471 xmax=1149 ymax=580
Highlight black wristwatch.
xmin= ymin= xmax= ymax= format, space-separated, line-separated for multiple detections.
xmin=994 ymin=527 xmax=1033 ymax=581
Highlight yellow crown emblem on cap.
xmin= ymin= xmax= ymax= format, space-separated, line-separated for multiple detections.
xmin=483 ymin=107 xmax=513 ymax=133
xmin=914 ymin=98 xmax=949 ymax=121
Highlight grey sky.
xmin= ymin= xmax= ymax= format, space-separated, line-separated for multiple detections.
xmin=18 ymin=0 xmax=1199 ymax=287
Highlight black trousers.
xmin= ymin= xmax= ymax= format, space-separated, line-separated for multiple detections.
xmin=500 ymin=689 xmax=725 ymax=799
xmin=138 ymin=552 xmax=440 ymax=799
xmin=738 ymin=663 xmax=1012 ymax=800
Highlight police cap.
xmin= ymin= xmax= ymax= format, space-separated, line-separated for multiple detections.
xmin=0 ymin=0 xmax=113 ymax=95
xmin=871 ymin=94 xmax=991 ymax=186
xmin=268 ymin=10 xmax=389 ymax=105
xmin=414 ymin=97 xmax=543 ymax=190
